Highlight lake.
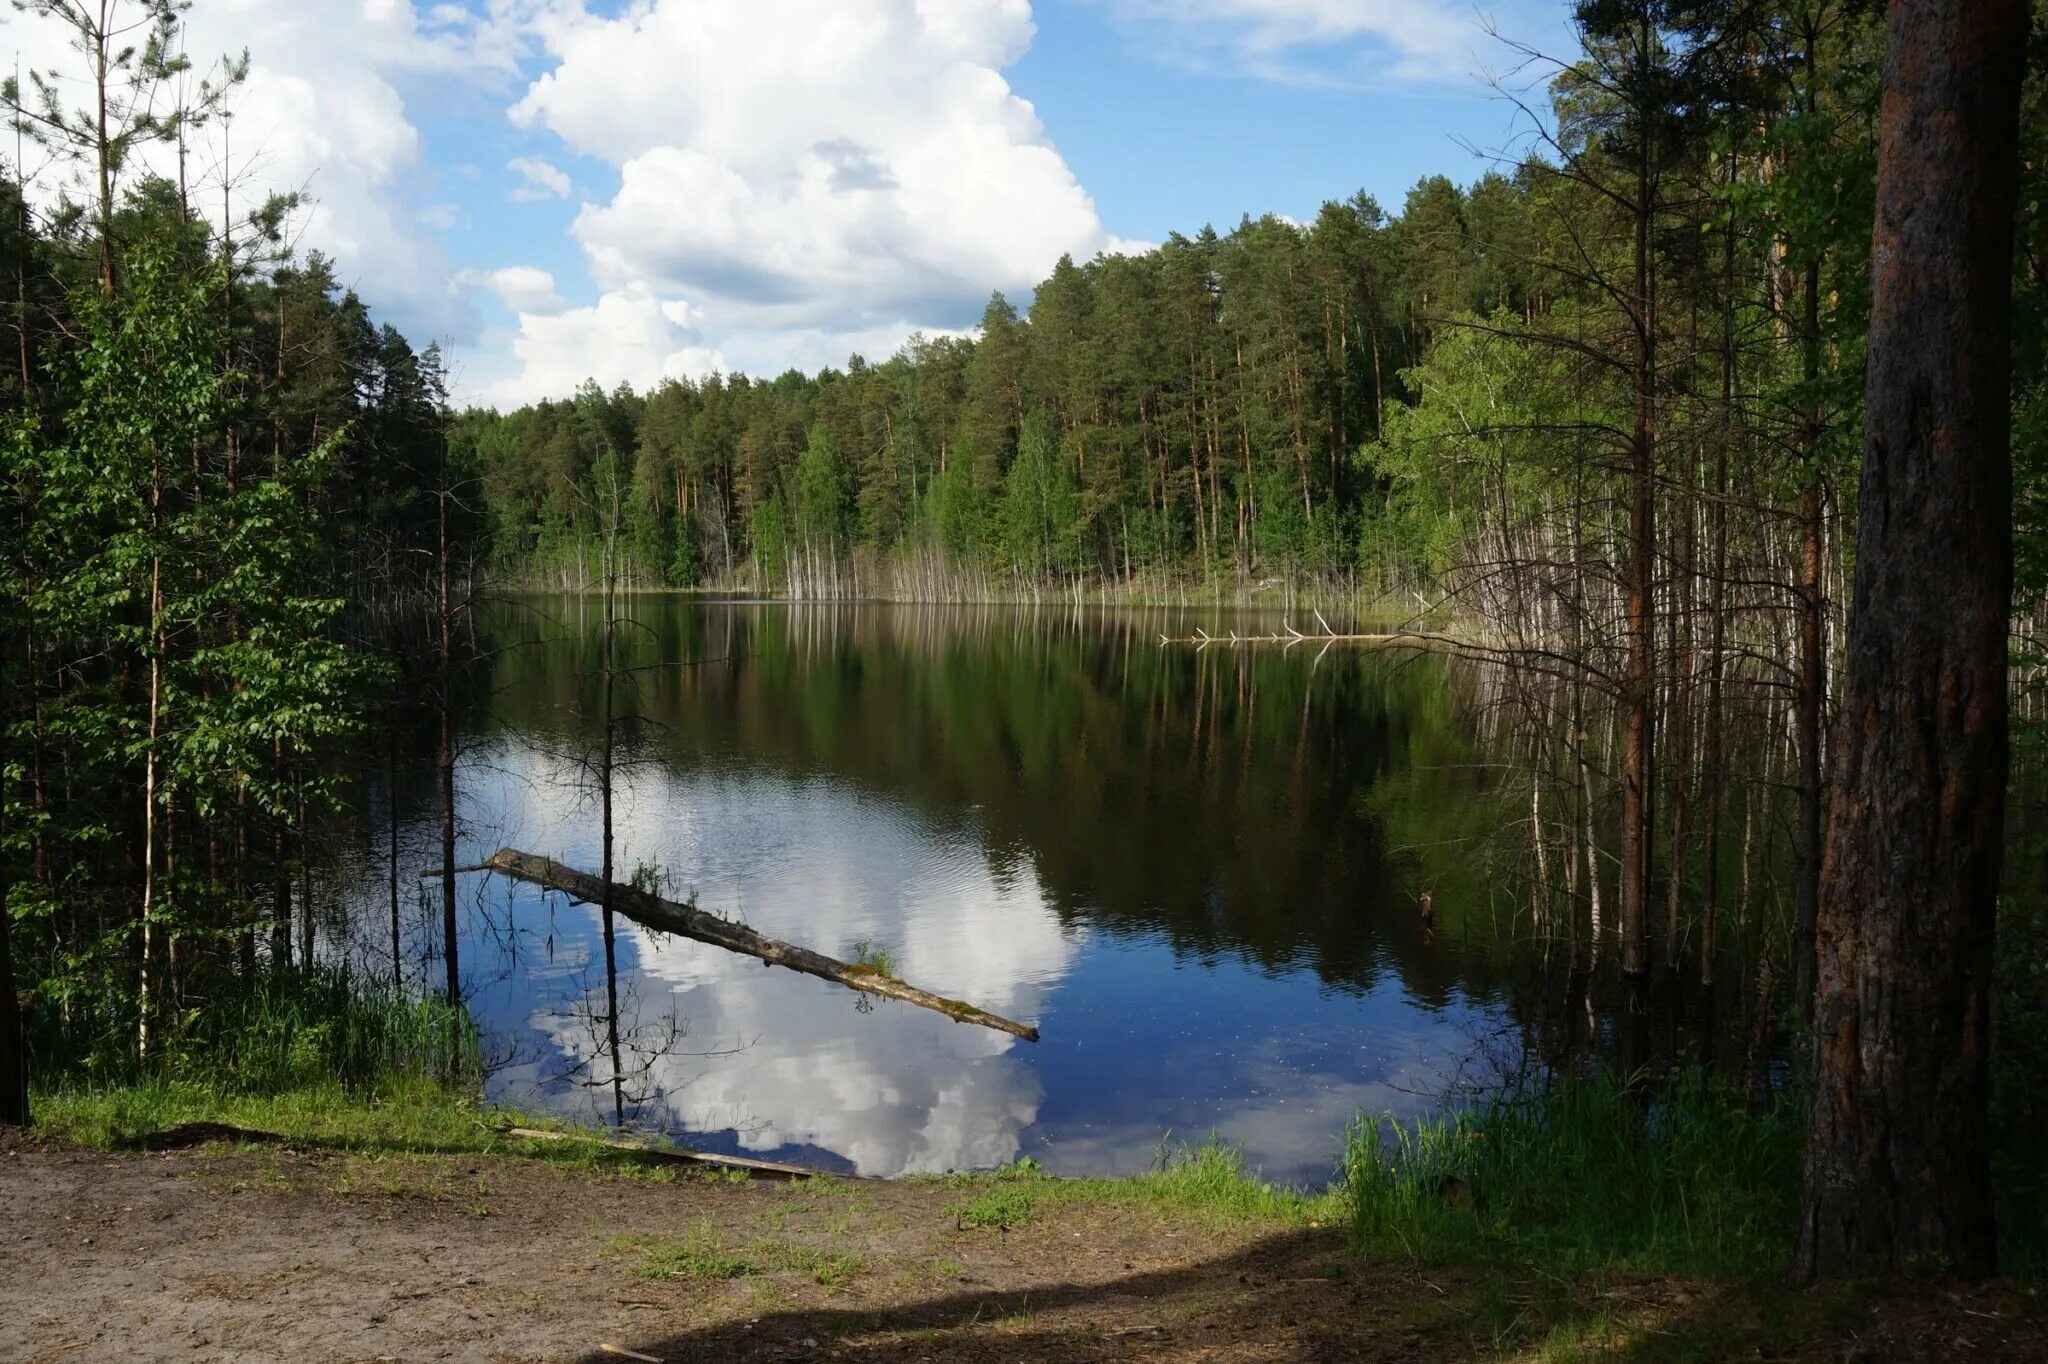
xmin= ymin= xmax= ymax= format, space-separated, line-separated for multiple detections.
xmin=332 ymin=596 xmax=1593 ymax=1186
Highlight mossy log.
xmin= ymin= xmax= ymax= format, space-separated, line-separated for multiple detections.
xmin=474 ymin=848 xmax=1040 ymax=1042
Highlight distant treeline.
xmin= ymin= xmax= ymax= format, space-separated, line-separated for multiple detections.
xmin=461 ymin=179 xmax=1540 ymax=598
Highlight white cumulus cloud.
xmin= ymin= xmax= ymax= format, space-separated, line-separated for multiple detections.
xmin=480 ymin=0 xmax=1111 ymax=405
xmin=2 ymin=0 xmax=517 ymax=343
xmin=482 ymin=285 xmax=728 ymax=410
xmin=506 ymin=154 xmax=571 ymax=201
xmin=1110 ymin=0 xmax=1557 ymax=85
xmin=457 ymin=264 xmax=565 ymax=314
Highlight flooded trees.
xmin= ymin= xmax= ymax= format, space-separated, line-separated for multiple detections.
xmin=1797 ymin=0 xmax=2029 ymax=1281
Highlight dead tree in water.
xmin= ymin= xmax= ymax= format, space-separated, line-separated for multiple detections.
xmin=594 ymin=455 xmax=626 ymax=1126
xmin=436 ymin=434 xmax=459 ymax=1006
xmin=456 ymin=849 xmax=1041 ymax=1043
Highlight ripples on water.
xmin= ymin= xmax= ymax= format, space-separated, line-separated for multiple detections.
xmin=336 ymin=599 xmax=1528 ymax=1185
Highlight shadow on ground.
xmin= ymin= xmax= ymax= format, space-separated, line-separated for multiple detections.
xmin=576 ymin=1227 xmax=2048 ymax=1364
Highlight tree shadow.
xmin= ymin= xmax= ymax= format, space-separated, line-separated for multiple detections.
xmin=570 ymin=1225 xmax=2048 ymax=1363
xmin=572 ymin=1227 xmax=1462 ymax=1363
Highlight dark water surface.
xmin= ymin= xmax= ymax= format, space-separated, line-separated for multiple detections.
xmin=340 ymin=598 xmax=1546 ymax=1185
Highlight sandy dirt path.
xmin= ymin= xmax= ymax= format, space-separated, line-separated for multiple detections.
xmin=2 ymin=1141 xmax=2042 ymax=1362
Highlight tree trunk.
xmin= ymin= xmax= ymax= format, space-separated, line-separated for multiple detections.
xmin=438 ymin=459 xmax=460 ymax=1007
xmin=0 ymin=647 xmax=27 ymax=1124
xmin=1797 ymin=0 xmax=2026 ymax=1282
xmin=1620 ymin=19 xmax=1658 ymax=990
xmin=387 ymin=711 xmax=402 ymax=991
xmin=1792 ymin=464 xmax=1824 ymax=1015
xmin=474 ymin=849 xmax=1040 ymax=1042
xmin=1791 ymin=161 xmax=1829 ymax=1010
xmin=600 ymin=492 xmax=625 ymax=1127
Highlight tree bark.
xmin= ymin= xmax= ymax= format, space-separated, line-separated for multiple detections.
xmin=1620 ymin=31 xmax=1658 ymax=992
xmin=438 ymin=453 xmax=460 ymax=1007
xmin=0 ymin=646 xmax=27 ymax=1124
xmin=472 ymin=849 xmax=1041 ymax=1042
xmin=1793 ymin=245 xmax=1826 ymax=1018
xmin=1797 ymin=0 xmax=2026 ymax=1282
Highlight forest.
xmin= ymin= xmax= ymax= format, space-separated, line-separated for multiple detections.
xmin=0 ymin=0 xmax=2044 ymax=1310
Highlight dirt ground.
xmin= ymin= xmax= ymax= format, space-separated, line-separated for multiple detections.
xmin=2 ymin=1139 xmax=2043 ymax=1363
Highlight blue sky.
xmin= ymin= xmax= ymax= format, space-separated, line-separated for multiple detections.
xmin=7 ymin=0 xmax=1574 ymax=407
xmin=1012 ymin=0 xmax=1561 ymax=241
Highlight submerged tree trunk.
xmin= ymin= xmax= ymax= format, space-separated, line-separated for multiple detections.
xmin=438 ymin=459 xmax=460 ymax=1007
xmin=387 ymin=712 xmax=402 ymax=991
xmin=599 ymin=489 xmax=626 ymax=1128
xmin=1798 ymin=0 xmax=2026 ymax=1282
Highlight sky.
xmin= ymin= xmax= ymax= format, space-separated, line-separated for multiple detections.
xmin=3 ymin=0 xmax=1575 ymax=410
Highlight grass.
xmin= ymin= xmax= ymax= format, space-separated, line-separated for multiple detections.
xmin=30 ymin=965 xmax=496 ymax=1151
xmin=951 ymin=1179 xmax=1038 ymax=1229
xmin=941 ymin=1141 xmax=1341 ymax=1235
xmin=32 ymin=966 xmax=479 ymax=1096
xmin=629 ymin=1225 xmax=760 ymax=1280
xmin=28 ymin=963 xmax=2031 ymax=1290
xmin=1342 ymin=1068 xmax=1804 ymax=1278
xmin=848 ymin=938 xmax=898 ymax=978
xmin=621 ymin=1225 xmax=863 ymax=1287
xmin=30 ymin=965 xmax=700 ymax=1178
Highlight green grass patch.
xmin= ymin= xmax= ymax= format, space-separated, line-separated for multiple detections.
xmin=759 ymin=1241 xmax=863 ymax=1287
xmin=32 ymin=965 xmax=479 ymax=1096
xmin=34 ymin=1073 xmax=497 ymax=1151
xmin=30 ymin=966 xmax=500 ymax=1153
xmin=942 ymin=1141 xmax=1340 ymax=1234
xmin=951 ymin=1178 xmax=1040 ymax=1229
xmin=622 ymin=1226 xmax=863 ymax=1286
xmin=30 ymin=965 xmax=687 ymax=1176
xmin=848 ymin=939 xmax=898 ymax=978
xmin=631 ymin=1225 xmax=759 ymax=1280
xmin=1342 ymin=1069 xmax=1802 ymax=1277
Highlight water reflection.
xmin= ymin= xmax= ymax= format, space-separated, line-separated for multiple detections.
xmin=340 ymin=599 xmax=1517 ymax=1184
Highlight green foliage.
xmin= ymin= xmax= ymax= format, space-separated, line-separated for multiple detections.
xmin=998 ymin=410 xmax=1077 ymax=580
xmin=33 ymin=963 xmax=478 ymax=1098
xmin=1363 ymin=314 xmax=1589 ymax=584
xmin=29 ymin=963 xmax=482 ymax=1154
xmin=1342 ymin=1070 xmax=1803 ymax=1277
xmin=669 ymin=509 xmax=707 ymax=587
xmin=848 ymin=939 xmax=897 ymax=978
xmin=794 ymin=422 xmax=851 ymax=556
xmin=751 ymin=489 xmax=790 ymax=588
xmin=926 ymin=446 xmax=989 ymax=565
xmin=4 ymin=232 xmax=382 ymax=1057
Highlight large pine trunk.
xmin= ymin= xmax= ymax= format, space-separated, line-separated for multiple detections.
xmin=1797 ymin=0 xmax=2027 ymax=1281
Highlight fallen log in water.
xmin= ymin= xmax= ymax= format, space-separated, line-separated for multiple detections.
xmin=471 ymin=848 xmax=1040 ymax=1042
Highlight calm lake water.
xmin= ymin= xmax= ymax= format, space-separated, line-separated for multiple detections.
xmin=336 ymin=597 xmax=1551 ymax=1185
